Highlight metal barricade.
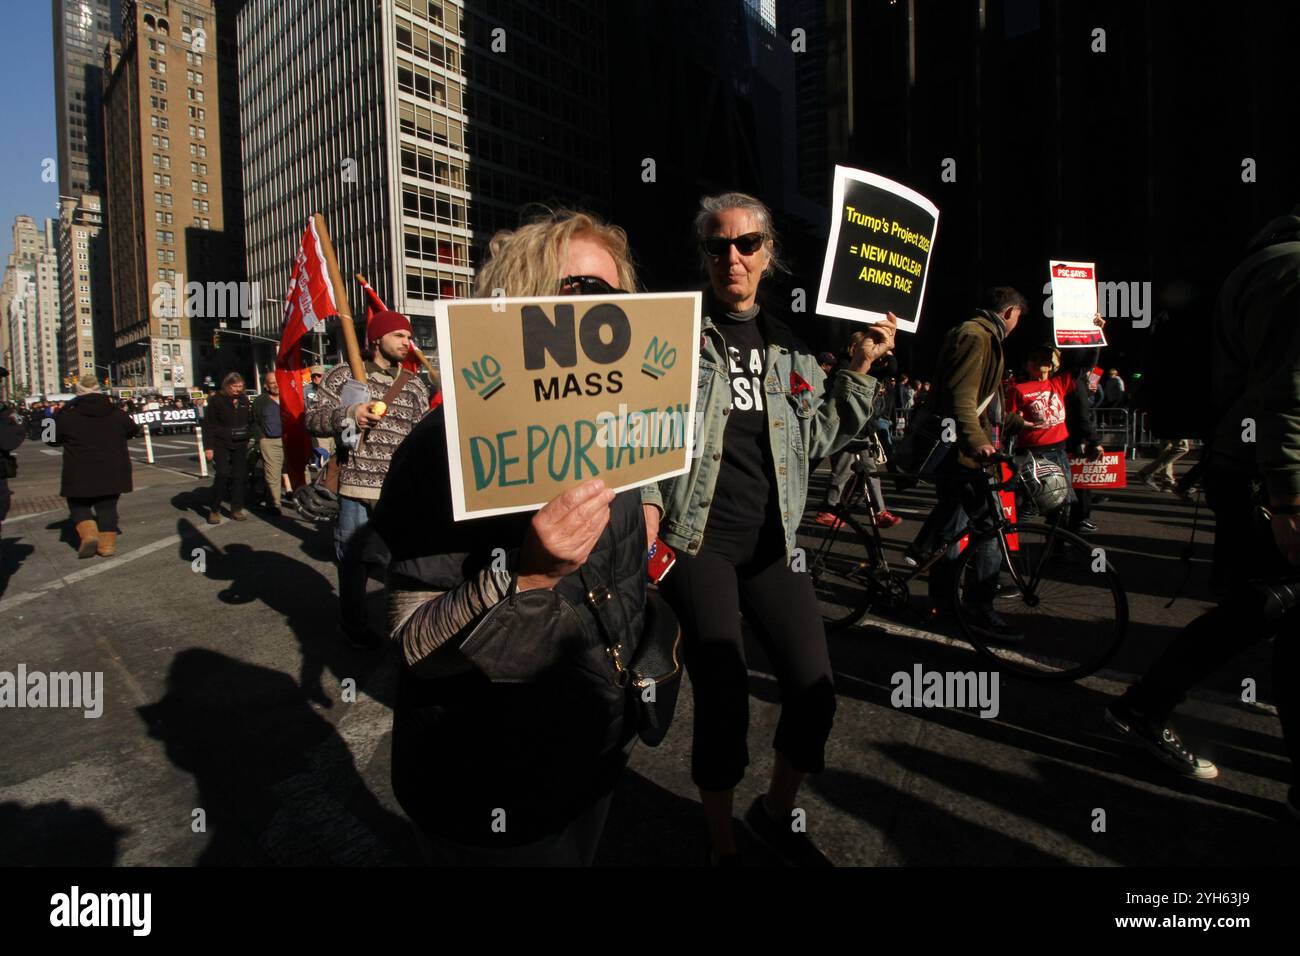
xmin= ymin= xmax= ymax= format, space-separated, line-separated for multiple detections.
xmin=1088 ymin=408 xmax=1131 ymax=457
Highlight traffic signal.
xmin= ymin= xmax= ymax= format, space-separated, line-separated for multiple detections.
xmin=212 ymin=330 xmax=221 ymax=349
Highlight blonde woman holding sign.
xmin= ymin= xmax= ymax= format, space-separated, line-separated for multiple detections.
xmin=375 ymin=209 xmax=647 ymax=866
xmin=641 ymin=192 xmax=895 ymax=866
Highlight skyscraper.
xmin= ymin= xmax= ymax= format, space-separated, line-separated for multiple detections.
xmin=52 ymin=0 xmax=121 ymax=389
xmin=52 ymin=0 xmax=122 ymax=199
xmin=58 ymin=193 xmax=112 ymax=386
xmin=237 ymin=0 xmax=612 ymax=359
xmin=103 ymin=0 xmax=235 ymax=391
xmin=0 ymin=217 xmax=64 ymax=397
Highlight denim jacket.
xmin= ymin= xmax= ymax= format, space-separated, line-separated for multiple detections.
xmin=641 ymin=305 xmax=878 ymax=562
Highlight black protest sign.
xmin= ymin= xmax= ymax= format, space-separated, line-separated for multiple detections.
xmin=815 ymin=166 xmax=939 ymax=333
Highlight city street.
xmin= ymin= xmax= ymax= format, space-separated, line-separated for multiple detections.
xmin=1 ymin=433 xmax=1293 ymax=866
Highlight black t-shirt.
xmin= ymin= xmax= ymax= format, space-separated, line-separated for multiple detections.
xmin=703 ymin=308 xmax=780 ymax=557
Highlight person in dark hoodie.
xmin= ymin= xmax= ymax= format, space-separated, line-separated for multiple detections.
xmin=1104 ymin=206 xmax=1300 ymax=818
xmin=53 ymin=374 xmax=140 ymax=558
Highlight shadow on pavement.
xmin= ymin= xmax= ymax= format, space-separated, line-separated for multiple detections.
xmin=136 ymin=647 xmax=417 ymax=865
xmin=0 ymin=800 xmax=128 ymax=866
xmin=0 ymin=537 xmax=35 ymax=599
xmin=178 ymin=518 xmax=394 ymax=710
xmin=710 ymin=617 xmax=1295 ymax=864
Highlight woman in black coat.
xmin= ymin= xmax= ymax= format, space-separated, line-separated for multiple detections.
xmin=202 ymin=372 xmax=252 ymax=523
xmin=55 ymin=376 xmax=140 ymax=558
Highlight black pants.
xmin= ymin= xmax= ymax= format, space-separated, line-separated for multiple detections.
xmin=1123 ymin=467 xmax=1298 ymax=785
xmin=1123 ymin=592 xmax=1298 ymax=785
xmin=910 ymin=457 xmax=1001 ymax=608
xmin=68 ymin=495 xmax=119 ymax=533
xmin=662 ymin=525 xmax=836 ymax=792
xmin=210 ymin=444 xmax=248 ymax=513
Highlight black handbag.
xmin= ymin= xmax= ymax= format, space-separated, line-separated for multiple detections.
xmin=578 ymin=565 xmax=683 ymax=747
xmin=422 ymin=561 xmax=683 ymax=746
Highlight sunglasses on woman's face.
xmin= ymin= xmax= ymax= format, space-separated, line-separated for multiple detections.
xmin=558 ymin=275 xmax=625 ymax=296
xmin=701 ymin=233 xmax=765 ymax=257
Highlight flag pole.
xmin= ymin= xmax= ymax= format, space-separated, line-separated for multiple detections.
xmin=313 ymin=213 xmax=366 ymax=382
xmin=356 ymin=271 xmax=439 ymax=383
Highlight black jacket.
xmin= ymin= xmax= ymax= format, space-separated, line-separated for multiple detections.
xmin=1062 ymin=347 xmax=1101 ymax=451
xmin=203 ymin=392 xmax=253 ymax=449
xmin=0 ymin=409 xmax=24 ymax=507
xmin=54 ymin=394 xmax=140 ymax=499
xmin=375 ymin=408 xmax=645 ymax=847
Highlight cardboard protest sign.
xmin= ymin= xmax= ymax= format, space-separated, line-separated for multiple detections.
xmin=1069 ymin=451 xmax=1127 ymax=489
xmin=435 ymin=292 xmax=701 ymax=521
xmin=816 ymin=165 xmax=939 ymax=334
xmin=1050 ymin=260 xmax=1108 ymax=348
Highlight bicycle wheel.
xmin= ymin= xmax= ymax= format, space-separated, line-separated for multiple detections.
xmin=797 ymin=505 xmax=880 ymax=630
xmin=951 ymin=523 xmax=1127 ymax=681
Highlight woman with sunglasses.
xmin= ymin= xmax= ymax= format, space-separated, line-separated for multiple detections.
xmin=375 ymin=209 xmax=646 ymax=866
xmin=642 ymin=192 xmax=897 ymax=866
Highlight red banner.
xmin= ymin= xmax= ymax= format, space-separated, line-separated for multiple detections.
xmin=276 ymin=219 xmax=339 ymax=489
xmin=1069 ymin=452 xmax=1128 ymax=489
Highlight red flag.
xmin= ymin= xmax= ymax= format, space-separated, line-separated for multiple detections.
xmin=276 ymin=219 xmax=339 ymax=489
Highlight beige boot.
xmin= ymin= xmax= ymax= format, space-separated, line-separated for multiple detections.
xmin=75 ymin=520 xmax=100 ymax=558
xmin=96 ymin=530 xmax=117 ymax=557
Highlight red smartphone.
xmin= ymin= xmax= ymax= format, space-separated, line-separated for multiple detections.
xmin=647 ymin=538 xmax=677 ymax=584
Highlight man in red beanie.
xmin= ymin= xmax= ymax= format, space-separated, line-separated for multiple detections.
xmin=306 ymin=310 xmax=430 ymax=648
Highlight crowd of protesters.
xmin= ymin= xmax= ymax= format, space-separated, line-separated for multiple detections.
xmin=3 ymin=193 xmax=1296 ymax=870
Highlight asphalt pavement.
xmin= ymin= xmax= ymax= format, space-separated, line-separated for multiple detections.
xmin=1 ymin=434 xmax=1294 ymax=866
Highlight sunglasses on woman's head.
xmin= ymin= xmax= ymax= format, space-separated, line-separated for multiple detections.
xmin=558 ymin=275 xmax=625 ymax=296
xmin=701 ymin=233 xmax=765 ymax=257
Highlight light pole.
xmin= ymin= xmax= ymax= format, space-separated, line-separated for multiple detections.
xmin=95 ymin=364 xmax=113 ymax=389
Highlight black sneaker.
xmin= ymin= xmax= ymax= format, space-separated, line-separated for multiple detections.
xmin=742 ymin=795 xmax=833 ymax=867
xmin=1104 ymin=699 xmax=1219 ymax=780
xmin=902 ymin=544 xmax=924 ymax=567
xmin=965 ymin=607 xmax=1024 ymax=643
xmin=1072 ymin=520 xmax=1099 ymax=534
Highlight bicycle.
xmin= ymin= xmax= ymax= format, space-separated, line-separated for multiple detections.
xmin=799 ymin=449 xmax=1128 ymax=682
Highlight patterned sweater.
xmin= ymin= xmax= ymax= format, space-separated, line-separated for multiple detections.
xmin=305 ymin=361 xmax=430 ymax=501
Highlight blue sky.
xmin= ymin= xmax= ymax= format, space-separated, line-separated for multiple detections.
xmin=0 ymin=2 xmax=60 ymax=266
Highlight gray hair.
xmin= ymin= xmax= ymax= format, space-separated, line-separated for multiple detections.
xmin=693 ymin=191 xmax=787 ymax=276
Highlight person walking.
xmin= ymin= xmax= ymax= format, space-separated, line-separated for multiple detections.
xmin=251 ymin=372 xmax=285 ymax=515
xmin=643 ymin=192 xmax=892 ymax=866
xmin=203 ymin=372 xmax=253 ymax=524
xmin=1137 ymin=438 xmax=1191 ymax=493
xmin=306 ymin=311 xmax=429 ymax=647
xmin=52 ymin=374 xmax=139 ymax=557
xmin=904 ymin=287 xmax=1027 ymax=638
xmin=0 ymin=367 xmax=23 ymax=547
xmin=1104 ymin=206 xmax=1300 ymax=812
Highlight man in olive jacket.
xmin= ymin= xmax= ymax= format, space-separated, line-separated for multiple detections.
xmin=910 ymin=287 xmax=1026 ymax=640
